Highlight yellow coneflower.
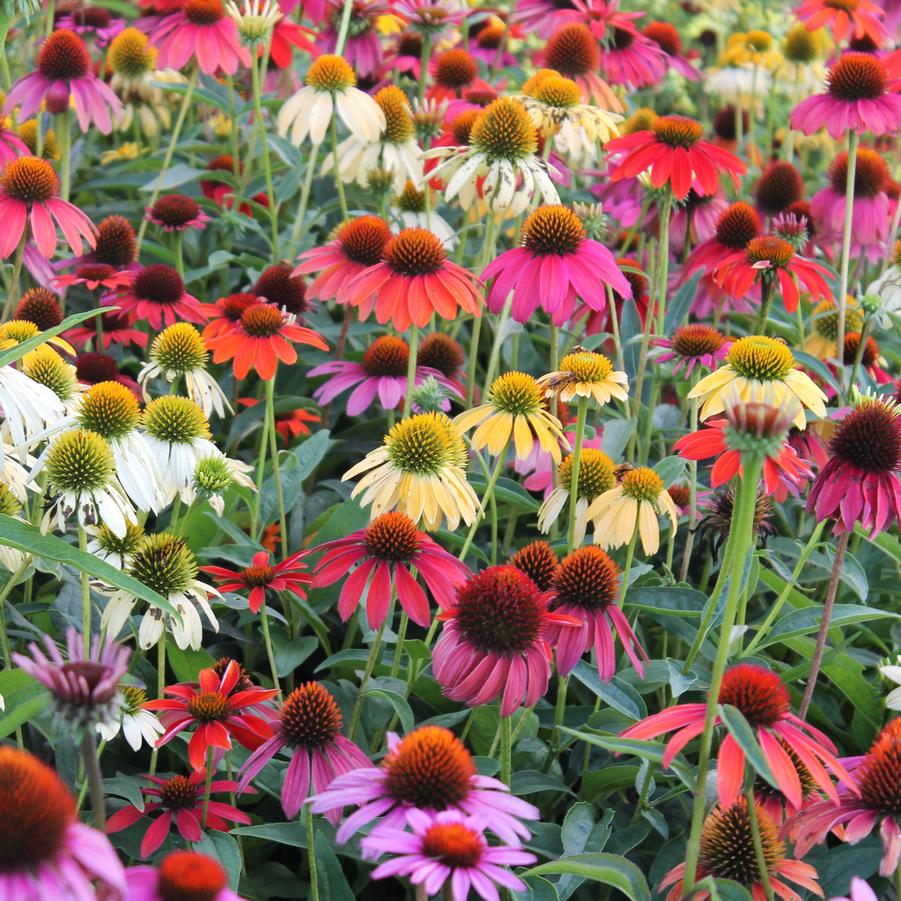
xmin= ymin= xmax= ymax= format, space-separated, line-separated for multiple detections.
xmin=586 ymin=466 xmax=679 ymax=555
xmin=343 ymin=412 xmax=479 ymax=531
xmin=0 ymin=318 xmax=74 ymax=356
xmin=804 ymin=297 xmax=863 ymax=360
xmin=720 ymin=30 xmax=782 ymax=70
xmin=538 ymin=350 xmax=629 ymax=406
xmin=688 ymin=335 xmax=827 ymax=429
xmin=455 ymin=372 xmax=566 ymax=462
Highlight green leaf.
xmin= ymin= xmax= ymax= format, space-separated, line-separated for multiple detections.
xmin=511 ymin=770 xmax=575 ymax=796
xmin=514 ymin=876 xmax=560 ymax=901
xmin=364 ymin=688 xmax=414 ymax=734
xmin=523 ymin=853 xmax=651 ymax=901
xmin=0 ymin=515 xmax=177 ymax=616
xmin=231 ymin=822 xmax=306 ymax=847
xmin=664 ymin=271 xmax=701 ymax=332
xmin=315 ymin=830 xmax=356 ymax=901
xmin=195 ymin=831 xmax=242 ymax=889
xmin=626 ymin=586 xmax=706 ymax=617
xmin=717 ymin=704 xmax=778 ymax=790
xmin=0 ymin=307 xmax=103 ymax=368
xmin=570 ymin=662 xmax=646 ymax=719
xmin=468 ymin=475 xmax=540 ymax=512
xmin=140 ymin=163 xmax=209 ymax=192
xmin=654 ymin=455 xmax=686 ymax=487
xmin=167 ymin=644 xmax=217 ymax=683
xmin=0 ymin=670 xmax=49 ymax=738
xmin=272 ymin=634 xmax=318 ymax=678
xmin=754 ymin=604 xmax=897 ymax=650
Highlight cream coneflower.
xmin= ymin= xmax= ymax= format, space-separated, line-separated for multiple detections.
xmin=35 ymin=428 xmax=135 ymax=538
xmin=21 ymin=345 xmax=81 ymax=412
xmin=101 ymin=532 xmax=221 ymax=651
xmin=278 ymin=54 xmax=386 ymax=147
xmin=688 ymin=336 xmax=827 ymax=430
xmin=186 ymin=453 xmax=255 ymax=516
xmin=343 ymin=412 xmax=479 ymax=531
xmin=97 ymin=684 xmax=164 ymax=751
xmin=424 ymin=97 xmax=560 ymax=216
xmin=804 ymin=297 xmax=864 ymax=360
xmin=538 ymin=447 xmax=616 ymax=545
xmin=138 ymin=323 xmax=232 ymax=419
xmin=586 ymin=465 xmax=679 ymax=555
xmin=455 ymin=372 xmax=566 ymax=462
xmin=537 ymin=349 xmax=629 ymax=406
xmin=324 ymin=85 xmax=421 ymax=194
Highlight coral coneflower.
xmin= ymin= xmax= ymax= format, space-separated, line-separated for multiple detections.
xmin=200 ymin=292 xmax=259 ymax=340
xmin=202 ymin=550 xmax=311 ymax=614
xmin=654 ymin=325 xmax=729 ymax=378
xmin=433 ymin=565 xmax=578 ymax=715
xmin=150 ymin=0 xmax=251 ymax=74
xmin=125 ymin=850 xmax=242 ymax=901
xmin=542 ymin=23 xmax=622 ymax=109
xmin=109 ymin=264 xmax=205 ymax=329
xmin=795 ymin=0 xmax=886 ymax=44
xmin=430 ymin=48 xmax=479 ymax=102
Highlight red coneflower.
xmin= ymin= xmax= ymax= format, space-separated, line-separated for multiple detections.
xmin=429 ymin=48 xmax=479 ymax=102
xmin=202 ymin=550 xmax=311 ymax=614
xmin=13 ymin=286 xmax=63 ymax=330
xmin=238 ymin=397 xmax=321 ymax=444
xmin=53 ymin=263 xmax=131 ymax=293
xmin=201 ymin=292 xmax=259 ymax=340
xmin=606 ymin=115 xmax=745 ymax=201
xmin=65 ymin=309 xmax=148 ymax=351
xmin=312 ymin=511 xmax=471 ymax=628
xmin=108 ymin=263 xmax=206 ymax=329
xmin=125 ymin=850 xmax=241 ymax=901
xmin=253 ymin=263 xmax=309 ymax=316
xmin=144 ymin=660 xmax=277 ymax=771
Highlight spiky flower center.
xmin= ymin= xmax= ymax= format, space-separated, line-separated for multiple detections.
xmin=618 ymin=257 xmax=647 ymax=298
xmin=383 ymin=227 xmax=447 ymax=275
xmin=643 ymin=21 xmax=681 ymax=55
xmin=120 ymin=684 xmax=148 ymax=713
xmin=18 ymin=120 xmax=58 ymax=161
xmin=151 ymin=194 xmax=202 ymax=228
xmin=652 ymin=115 xmax=703 ymax=149
xmin=365 ymin=511 xmax=421 ymax=561
xmin=38 ymin=29 xmax=91 ymax=81
xmin=129 ymin=533 xmax=197 ymax=595
xmin=843 ymin=332 xmax=879 ymax=367
xmin=621 ymin=467 xmax=664 ymax=502
xmin=0 ymin=748 xmax=75 ymax=870
xmin=96 ymin=521 xmax=145 ymax=558
xmin=522 ymin=205 xmax=585 ymax=256
xmin=95 ymin=215 xmax=137 ymax=266
xmin=552 ymin=546 xmax=619 ymax=609
xmin=397 ymin=182 xmax=426 ymax=213
xmin=509 ymin=540 xmax=558 ymax=591
xmin=143 ymin=396 xmax=211 ymax=443
xmin=185 ymin=0 xmax=225 ymax=25
xmin=338 ymin=215 xmax=393 ymax=264
xmin=545 ymin=24 xmax=599 ymax=78
xmin=362 ymin=335 xmax=409 ymax=377
xmin=454 ymin=565 xmax=544 ymax=654
xmin=858 ymin=719 xmax=901 ymax=816
xmin=23 ymin=347 xmax=76 ymax=401
xmin=700 ymin=799 xmax=784 ymax=886
xmin=488 ymin=371 xmax=544 ymax=415
xmin=0 ymin=319 xmax=40 ymax=344
xmin=1 ymin=156 xmax=58 ymax=203
xmin=306 ymin=54 xmax=356 ymax=92
xmin=108 ymin=27 xmax=156 ymax=78
xmin=559 ymin=351 xmax=614 ymax=383
xmin=783 ymin=22 xmax=819 ymax=64
xmin=470 ymin=98 xmax=538 ymax=161
xmin=254 ymin=263 xmax=307 ymax=315
xmin=422 ymin=822 xmax=484 ymax=868
xmin=152 ymin=323 xmax=208 ymax=373
xmin=623 ymin=107 xmax=658 ymax=134
xmin=727 ymin=336 xmax=795 ymax=381
xmin=756 ymin=162 xmax=803 ymax=215
xmin=133 ymin=264 xmax=186 ymax=306
xmin=383 ymin=726 xmax=475 ymax=808
xmin=828 ymin=53 xmax=887 ymax=102
xmin=14 ymin=287 xmax=62 ymax=330
xmin=373 ymin=85 xmax=413 ymax=143
xmin=279 ymin=682 xmax=342 ymax=748
xmin=532 ymin=75 xmax=581 ymax=108
xmin=829 ymin=148 xmax=890 ymax=199
xmin=158 ymin=851 xmax=228 ymax=901
xmin=159 ymin=775 xmax=201 ymax=810
xmin=715 ymin=202 xmax=761 ymax=249
xmin=240 ymin=303 xmax=285 ymax=338
xmin=0 ymin=484 xmax=22 ymax=517
xmin=194 ymin=456 xmax=232 ymax=494
xmin=672 ymin=324 xmax=725 ymax=358
xmin=434 ymin=49 xmax=478 ymax=89
xmin=418 ymin=333 xmax=464 ymax=377
xmin=557 ymin=448 xmax=616 ymax=501
xmin=450 ymin=110 xmax=479 ymax=145
xmin=46 ymin=429 xmax=114 ymax=493
xmin=812 ymin=298 xmax=863 ymax=340
xmin=385 ymin=412 xmax=464 ymax=474
xmin=830 ymin=398 xmax=901 ymax=473
xmin=187 ymin=690 xmax=229 ymax=722
xmin=718 ymin=664 xmax=789 ymax=727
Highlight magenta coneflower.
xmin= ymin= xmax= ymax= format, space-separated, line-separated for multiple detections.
xmin=807 ymin=394 xmax=901 ymax=536
xmin=0 ymin=125 xmax=26 ymax=167
xmin=0 ymin=156 xmax=96 ymax=259
xmin=643 ymin=21 xmax=700 ymax=81
xmin=237 ymin=682 xmax=370 ymax=820
xmin=600 ymin=21 xmax=668 ymax=88
xmin=542 ymin=22 xmax=623 ymax=110
xmin=57 ymin=6 xmax=125 ymax=46
xmin=654 ymin=325 xmax=730 ymax=378
xmin=544 ymin=546 xmax=648 ymax=681
xmin=108 ymin=263 xmax=206 ymax=329
xmin=320 ymin=0 xmax=388 ymax=77
xmin=795 ymin=0 xmax=886 ymax=45
xmin=201 ymin=549 xmax=311 ymax=614
xmin=0 ymin=747 xmax=126 ymax=898
xmin=66 ymin=309 xmax=148 ymax=351
xmin=621 ymin=663 xmax=855 ymax=810
xmin=312 ymin=510 xmax=470 ymax=628
xmin=483 ymin=205 xmax=631 ymax=326
xmin=433 ymin=565 xmax=578 ymax=716
xmin=362 ymin=810 xmax=536 ymax=901
xmin=307 ymin=335 xmax=461 ymax=416
xmin=145 ymin=193 xmax=211 ymax=232
xmin=4 ymin=29 xmax=122 ymax=133
xmin=150 ymin=0 xmax=251 ymax=75
xmin=791 ymin=53 xmax=901 ymax=139
xmin=310 ymin=725 xmax=539 ymax=845
xmin=125 ymin=851 xmax=241 ymax=901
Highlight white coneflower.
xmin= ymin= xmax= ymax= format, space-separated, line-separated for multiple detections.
xmin=21 ymin=345 xmax=82 ymax=413
xmin=0 ymin=364 xmax=65 ymax=458
xmin=35 ymin=429 xmax=135 ymax=538
xmin=97 ymin=684 xmax=164 ymax=751
xmin=393 ymin=180 xmax=456 ymax=247
xmin=101 ymin=532 xmax=221 ymax=651
xmin=86 ymin=520 xmax=145 ymax=569
xmin=424 ymin=97 xmax=560 ymax=215
xmin=186 ymin=454 xmax=255 ymax=515
xmin=138 ymin=323 xmax=231 ymax=419
xmin=324 ymin=85 xmax=422 ymax=193
xmin=278 ymin=54 xmax=386 ymax=147
xmin=224 ymin=0 xmax=281 ymax=46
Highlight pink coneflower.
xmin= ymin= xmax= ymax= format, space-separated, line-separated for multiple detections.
xmin=125 ymin=851 xmax=242 ymax=901
xmin=150 ymin=0 xmax=251 ymax=75
xmin=807 ymin=394 xmax=901 ymax=536
xmin=54 ymin=263 xmax=131 ymax=293
xmin=512 ymin=0 xmax=577 ymax=38
xmin=482 ymin=205 xmax=631 ymax=326
xmin=543 ymin=546 xmax=648 ymax=681
xmin=811 ymin=148 xmax=891 ymax=260
xmin=57 ymin=6 xmax=126 ymax=46
xmin=312 ymin=510 xmax=471 ymax=628
xmin=293 ymin=215 xmax=393 ymax=309
xmin=589 ymin=170 xmax=643 ymax=227
xmin=600 ymin=22 xmax=667 ymax=88
xmin=433 ymin=565 xmax=578 ymax=716
xmin=795 ymin=0 xmax=886 ymax=44
xmin=0 ymin=125 xmax=26 ymax=167
xmin=643 ymin=20 xmax=700 ymax=81
xmin=310 ymin=725 xmax=540 ymax=845
xmin=621 ymin=663 xmax=855 ymax=811
xmin=307 ymin=335 xmax=461 ymax=415
xmin=542 ymin=23 xmax=623 ymax=110
xmin=606 ymin=115 xmax=745 ymax=201
xmin=65 ymin=309 xmax=148 ymax=350
xmin=4 ymin=29 xmax=122 ymax=133
xmin=0 ymin=156 xmax=96 ymax=259
xmin=0 ymin=747 xmax=126 ymax=898
xmin=669 ymin=190 xmax=728 ymax=257
xmin=319 ymin=0 xmax=388 ymax=76
xmin=337 ymin=227 xmax=482 ymax=331
xmin=785 ymin=718 xmax=901 ymax=877
xmin=654 ymin=324 xmax=730 ymax=378
xmin=237 ymin=682 xmax=370 ymax=820
xmin=791 ymin=53 xmax=901 ymax=139
xmin=386 ymin=30 xmax=426 ymax=79
xmin=362 ymin=810 xmax=536 ymax=901
xmin=145 ymin=193 xmax=211 ymax=232
xmin=106 ymin=769 xmax=251 ymax=858
xmin=201 ymin=550 xmax=311 ymax=614
xmin=107 ymin=263 xmax=206 ymax=329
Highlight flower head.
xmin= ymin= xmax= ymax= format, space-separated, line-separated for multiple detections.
xmin=151 ymin=0 xmax=251 ymax=74
xmin=538 ymin=350 xmax=629 ymax=406
xmin=202 ymin=549 xmax=310 ymax=614
xmin=146 ymin=193 xmax=210 ymax=232
xmin=125 ymin=850 xmax=242 ymax=901
xmin=654 ymin=325 xmax=729 ymax=378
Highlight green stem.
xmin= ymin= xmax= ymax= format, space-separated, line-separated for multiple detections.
xmin=173 ymin=232 xmax=184 ymax=279
xmin=289 ymin=144 xmax=319 ymax=254
xmin=2 ymin=231 xmax=26 ymax=322
xmin=260 ymin=602 xmax=281 ymax=694
xmin=0 ymin=558 xmax=28 ymax=669
xmin=251 ymin=51 xmax=280 ymax=258
xmin=458 ymin=447 xmax=508 ymax=562
xmin=552 ymin=674 xmax=569 ymax=744
xmin=566 ymin=399 xmax=589 ymax=553
xmin=329 ymin=117 xmax=349 ymax=221
xmin=333 ymin=0 xmax=355 ymax=55
xmin=149 ymin=632 xmax=166 ymax=775
xmin=78 ymin=529 xmax=91 ymax=654
xmin=58 ymin=109 xmax=72 ymax=202
xmin=251 ymin=386 xmax=272 ymax=537
xmin=500 ymin=713 xmax=512 ymax=785
xmin=617 ymin=522 xmax=639 ymax=609
xmin=306 ymin=805 xmax=320 ymax=901
xmin=81 ymin=732 xmax=106 ymax=829
xmin=483 ymin=289 xmax=513 ymax=395
xmin=417 ymin=33 xmax=432 ymax=103
xmin=390 ymin=612 xmax=409 ymax=680
xmin=679 ymin=392 xmax=699 ymax=583
xmin=348 ymin=615 xmax=390 ymax=741
xmin=755 ymin=278 xmax=774 ymax=335
xmin=265 ymin=377 xmax=288 ymax=558
xmin=201 ymin=746 xmax=214 ymax=829
xmin=403 ymin=325 xmax=419 ymax=418
xmin=836 ymin=130 xmax=859 ymax=402
xmin=746 ymin=783 xmax=776 ymax=901
xmin=682 ymin=453 xmax=764 ymax=892
xmin=847 ymin=315 xmax=870 ymax=392
xmin=655 ymin=193 xmax=673 ymax=333
xmin=0 ymin=15 xmax=10 ymax=92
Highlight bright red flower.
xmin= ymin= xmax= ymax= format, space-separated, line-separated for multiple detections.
xmin=202 ymin=550 xmax=311 ymax=614
xmin=239 ymin=396 xmax=321 ymax=444
xmin=144 ymin=660 xmax=277 ymax=771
